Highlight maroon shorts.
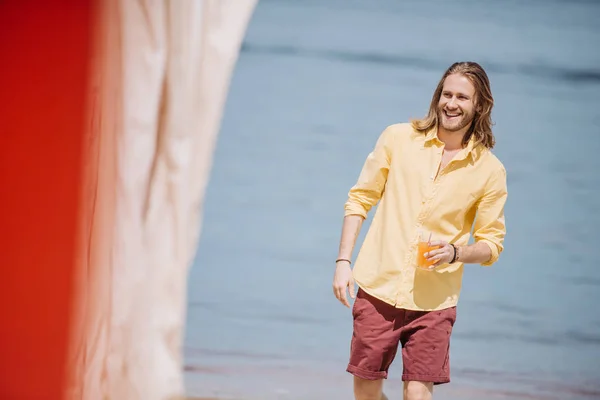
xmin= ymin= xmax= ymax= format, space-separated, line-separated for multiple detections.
xmin=347 ymin=288 xmax=456 ymax=384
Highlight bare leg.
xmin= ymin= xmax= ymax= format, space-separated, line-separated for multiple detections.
xmin=403 ymin=381 xmax=433 ymax=400
xmin=354 ymin=377 xmax=387 ymax=400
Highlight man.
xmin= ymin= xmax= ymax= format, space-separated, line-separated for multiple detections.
xmin=332 ymin=61 xmax=507 ymax=400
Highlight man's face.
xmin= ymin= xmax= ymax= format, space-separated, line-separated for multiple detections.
xmin=437 ymin=73 xmax=476 ymax=132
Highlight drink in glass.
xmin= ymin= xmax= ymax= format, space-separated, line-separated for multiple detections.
xmin=416 ymin=232 xmax=441 ymax=270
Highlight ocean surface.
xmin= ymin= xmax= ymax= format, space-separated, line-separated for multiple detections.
xmin=184 ymin=1 xmax=600 ymax=399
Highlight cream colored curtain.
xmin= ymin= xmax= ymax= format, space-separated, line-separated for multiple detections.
xmin=68 ymin=1 xmax=257 ymax=399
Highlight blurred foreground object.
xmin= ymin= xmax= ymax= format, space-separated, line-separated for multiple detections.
xmin=0 ymin=1 xmax=256 ymax=399
xmin=0 ymin=1 xmax=93 ymax=398
xmin=70 ymin=1 xmax=257 ymax=399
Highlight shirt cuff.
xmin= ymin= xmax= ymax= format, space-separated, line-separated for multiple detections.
xmin=477 ymin=239 xmax=501 ymax=267
xmin=344 ymin=202 xmax=368 ymax=219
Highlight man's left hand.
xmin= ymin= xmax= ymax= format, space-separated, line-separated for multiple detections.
xmin=424 ymin=240 xmax=455 ymax=267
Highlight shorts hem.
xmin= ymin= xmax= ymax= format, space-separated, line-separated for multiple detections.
xmin=402 ymin=373 xmax=450 ymax=385
xmin=347 ymin=364 xmax=387 ymax=380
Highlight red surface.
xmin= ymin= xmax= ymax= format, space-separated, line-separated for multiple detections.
xmin=0 ymin=1 xmax=93 ymax=398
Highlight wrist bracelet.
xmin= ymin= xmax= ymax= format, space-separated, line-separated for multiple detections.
xmin=449 ymin=244 xmax=457 ymax=264
xmin=336 ymin=258 xmax=351 ymax=265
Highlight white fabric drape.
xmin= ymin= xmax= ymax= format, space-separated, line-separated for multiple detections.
xmin=68 ymin=1 xmax=257 ymax=399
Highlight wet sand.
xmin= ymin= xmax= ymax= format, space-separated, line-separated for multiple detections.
xmin=184 ymin=361 xmax=600 ymax=400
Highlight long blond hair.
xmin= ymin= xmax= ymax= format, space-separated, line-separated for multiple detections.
xmin=411 ymin=61 xmax=496 ymax=149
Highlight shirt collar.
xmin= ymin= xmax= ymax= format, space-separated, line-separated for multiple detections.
xmin=424 ymin=127 xmax=480 ymax=161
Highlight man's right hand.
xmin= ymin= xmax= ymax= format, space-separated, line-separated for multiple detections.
xmin=332 ymin=261 xmax=355 ymax=308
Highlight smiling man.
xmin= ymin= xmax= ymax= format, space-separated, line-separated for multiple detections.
xmin=333 ymin=62 xmax=508 ymax=400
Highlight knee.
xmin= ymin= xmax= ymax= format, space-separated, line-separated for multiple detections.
xmin=404 ymin=381 xmax=433 ymax=400
xmin=354 ymin=376 xmax=384 ymax=400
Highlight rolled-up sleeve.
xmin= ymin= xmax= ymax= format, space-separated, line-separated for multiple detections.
xmin=344 ymin=126 xmax=394 ymax=218
xmin=474 ymin=166 xmax=508 ymax=266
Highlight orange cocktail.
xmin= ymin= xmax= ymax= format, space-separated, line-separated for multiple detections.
xmin=416 ymin=232 xmax=441 ymax=269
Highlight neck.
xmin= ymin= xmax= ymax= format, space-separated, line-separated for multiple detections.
xmin=437 ymin=124 xmax=471 ymax=151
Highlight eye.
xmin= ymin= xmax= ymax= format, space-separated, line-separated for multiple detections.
xmin=443 ymin=92 xmax=452 ymax=98
xmin=458 ymin=95 xmax=468 ymax=100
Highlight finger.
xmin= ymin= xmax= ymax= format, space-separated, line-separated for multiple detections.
xmin=428 ymin=240 xmax=447 ymax=247
xmin=334 ymin=285 xmax=342 ymax=300
xmin=333 ymin=284 xmax=342 ymax=299
xmin=425 ymin=248 xmax=443 ymax=258
xmin=349 ymin=280 xmax=356 ymax=299
xmin=427 ymin=250 xmax=448 ymax=262
xmin=335 ymin=285 xmax=350 ymax=307
xmin=432 ymin=255 xmax=450 ymax=267
xmin=340 ymin=289 xmax=350 ymax=308
xmin=427 ymin=256 xmax=443 ymax=264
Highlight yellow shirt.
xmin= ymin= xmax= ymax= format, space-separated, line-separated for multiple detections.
xmin=345 ymin=123 xmax=507 ymax=311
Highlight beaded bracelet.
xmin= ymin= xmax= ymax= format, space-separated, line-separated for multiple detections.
xmin=449 ymin=244 xmax=458 ymax=264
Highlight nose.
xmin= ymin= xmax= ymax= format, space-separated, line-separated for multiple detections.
xmin=446 ymin=97 xmax=458 ymax=109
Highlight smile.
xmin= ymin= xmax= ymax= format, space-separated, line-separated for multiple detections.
xmin=444 ymin=110 xmax=461 ymax=118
